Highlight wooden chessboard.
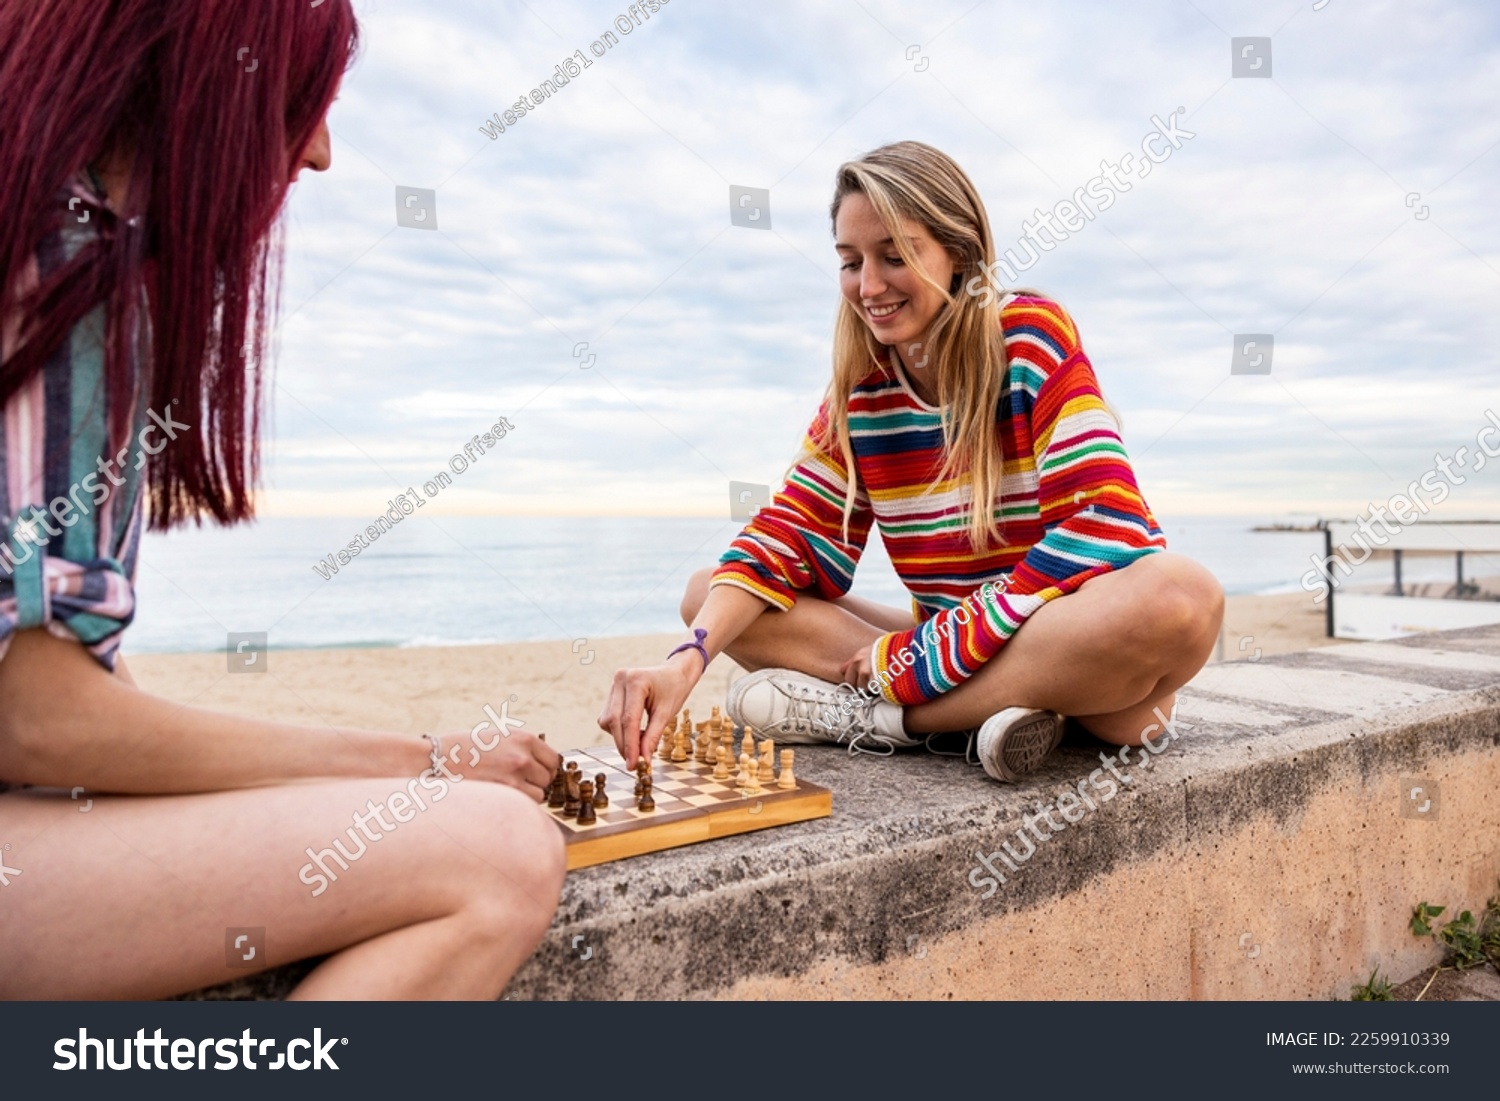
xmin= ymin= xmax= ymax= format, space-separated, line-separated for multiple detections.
xmin=548 ymin=743 xmax=832 ymax=870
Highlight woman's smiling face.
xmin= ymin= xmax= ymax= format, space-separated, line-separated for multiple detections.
xmin=834 ymin=191 xmax=955 ymax=358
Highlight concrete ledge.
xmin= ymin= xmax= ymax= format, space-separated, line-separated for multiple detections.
xmin=195 ymin=626 xmax=1500 ymax=1000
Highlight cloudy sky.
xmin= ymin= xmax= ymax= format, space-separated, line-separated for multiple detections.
xmin=267 ymin=0 xmax=1500 ymax=521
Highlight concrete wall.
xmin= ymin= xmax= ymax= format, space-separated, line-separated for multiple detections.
xmin=207 ymin=627 xmax=1500 ymax=1001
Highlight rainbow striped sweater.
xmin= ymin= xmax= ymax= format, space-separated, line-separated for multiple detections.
xmin=710 ymin=295 xmax=1166 ymax=706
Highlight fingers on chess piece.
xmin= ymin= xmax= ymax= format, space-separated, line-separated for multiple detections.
xmin=577 ymin=780 xmax=597 ymax=825
xmin=638 ymin=775 xmax=656 ymax=812
xmin=593 ymin=772 xmax=609 ymax=808
xmin=778 ymin=748 xmax=796 ymax=790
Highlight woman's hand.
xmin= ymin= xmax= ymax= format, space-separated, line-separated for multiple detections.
xmin=597 ymin=652 xmax=701 ymax=768
xmin=837 ymin=642 xmax=876 ymax=691
xmin=442 ymin=727 xmax=559 ymax=803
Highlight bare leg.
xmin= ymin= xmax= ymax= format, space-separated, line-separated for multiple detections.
xmin=683 ymin=553 xmax=1223 ymax=748
xmin=682 ymin=574 xmax=912 ymax=681
xmin=0 ymin=776 xmax=566 ymax=1000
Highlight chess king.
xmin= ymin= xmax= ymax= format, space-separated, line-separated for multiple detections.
xmin=597 ymin=141 xmax=1222 ymax=782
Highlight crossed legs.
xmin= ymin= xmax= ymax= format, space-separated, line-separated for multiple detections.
xmin=682 ymin=552 xmax=1224 ymax=747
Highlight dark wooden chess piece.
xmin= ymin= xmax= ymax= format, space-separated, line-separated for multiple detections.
xmin=547 ymin=764 xmax=566 ymax=808
xmin=576 ymin=781 xmax=597 ymax=825
xmin=637 ymin=774 xmax=656 ymax=812
xmin=563 ymin=771 xmax=582 ymax=817
xmin=634 ymin=759 xmax=650 ymax=798
xmin=593 ymin=773 xmax=608 ymax=808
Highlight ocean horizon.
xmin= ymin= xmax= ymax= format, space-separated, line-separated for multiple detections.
xmin=124 ymin=514 xmax=1500 ymax=655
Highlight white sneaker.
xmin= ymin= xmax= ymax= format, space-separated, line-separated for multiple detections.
xmin=974 ymin=707 xmax=1064 ymax=783
xmin=725 ymin=669 xmax=921 ymax=755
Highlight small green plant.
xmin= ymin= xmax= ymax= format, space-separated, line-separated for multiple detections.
xmin=1411 ymin=888 xmax=1500 ymax=971
xmin=1437 ymin=910 xmax=1485 ymax=969
xmin=1483 ymin=888 xmax=1500 ymax=967
xmin=1350 ymin=968 xmax=1393 ymax=1001
xmin=1410 ymin=902 xmax=1444 ymax=937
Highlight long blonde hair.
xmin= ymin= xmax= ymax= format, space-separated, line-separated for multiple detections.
xmin=819 ymin=141 xmax=1029 ymax=553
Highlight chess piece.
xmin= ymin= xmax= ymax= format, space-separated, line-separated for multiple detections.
xmin=736 ymin=752 xmax=751 ymax=788
xmin=778 ymin=749 xmax=796 ymax=790
xmin=593 ymin=773 xmax=608 ymax=808
xmin=696 ymin=719 xmax=713 ymax=763
xmin=638 ymin=775 xmax=656 ymax=812
xmin=758 ymin=739 xmax=775 ymax=783
xmin=713 ymin=743 xmax=731 ymax=781
xmin=745 ymin=755 xmax=763 ymax=795
xmin=563 ymin=771 xmax=582 ymax=817
xmin=547 ymin=764 xmax=566 ymax=808
xmin=577 ymin=781 xmax=597 ymax=825
xmin=671 ymin=723 xmax=689 ymax=763
xmin=659 ymin=716 xmax=676 ymax=760
xmin=705 ymin=707 xmax=723 ymax=762
xmin=634 ymin=758 xmax=651 ymax=798
xmin=740 ymin=724 xmax=755 ymax=766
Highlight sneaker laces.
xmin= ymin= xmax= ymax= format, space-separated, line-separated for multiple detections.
xmin=781 ymin=679 xmax=898 ymax=756
xmin=924 ymin=729 xmax=980 ymax=766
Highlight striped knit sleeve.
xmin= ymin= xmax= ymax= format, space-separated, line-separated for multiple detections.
xmin=710 ymin=402 xmax=873 ymax=610
xmin=869 ymin=340 xmax=1166 ymax=706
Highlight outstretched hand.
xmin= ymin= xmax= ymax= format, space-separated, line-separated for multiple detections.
xmin=596 ymin=654 xmax=701 ymax=768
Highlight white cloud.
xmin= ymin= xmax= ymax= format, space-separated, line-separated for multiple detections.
xmin=256 ymin=0 xmax=1500 ymax=522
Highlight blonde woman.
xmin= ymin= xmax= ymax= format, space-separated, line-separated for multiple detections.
xmin=599 ymin=141 xmax=1223 ymax=782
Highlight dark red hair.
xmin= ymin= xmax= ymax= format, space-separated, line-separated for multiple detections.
xmin=0 ymin=0 xmax=359 ymax=526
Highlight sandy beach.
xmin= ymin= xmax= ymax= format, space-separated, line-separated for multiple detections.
xmin=123 ymin=590 xmax=1333 ymax=753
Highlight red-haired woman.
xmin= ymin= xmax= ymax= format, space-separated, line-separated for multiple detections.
xmin=0 ymin=0 xmax=564 ymax=999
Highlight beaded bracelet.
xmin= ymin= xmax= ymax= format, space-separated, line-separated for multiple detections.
xmin=666 ymin=627 xmax=710 ymax=672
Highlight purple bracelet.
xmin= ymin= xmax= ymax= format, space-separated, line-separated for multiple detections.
xmin=667 ymin=628 xmax=710 ymax=672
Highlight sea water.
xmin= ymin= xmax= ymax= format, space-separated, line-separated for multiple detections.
xmin=125 ymin=515 xmax=1498 ymax=654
